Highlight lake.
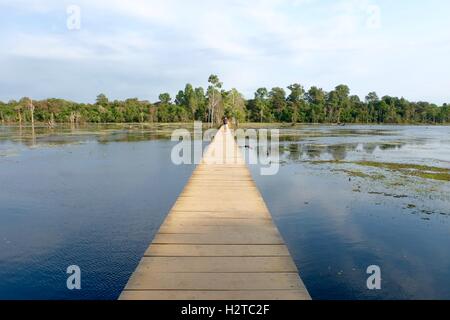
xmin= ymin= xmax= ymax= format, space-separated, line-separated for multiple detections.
xmin=0 ymin=124 xmax=449 ymax=300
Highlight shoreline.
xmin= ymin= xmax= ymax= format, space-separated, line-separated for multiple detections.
xmin=1 ymin=122 xmax=450 ymax=127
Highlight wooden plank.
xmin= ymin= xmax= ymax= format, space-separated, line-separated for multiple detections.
xmin=152 ymin=233 xmax=284 ymax=245
xmin=119 ymin=126 xmax=310 ymax=300
xmin=120 ymin=290 xmax=308 ymax=300
xmin=167 ymin=212 xmax=271 ymax=219
xmin=123 ymin=273 xmax=306 ymax=291
xmin=133 ymin=256 xmax=298 ymax=273
xmin=145 ymin=244 xmax=291 ymax=257
xmin=171 ymin=203 xmax=269 ymax=213
xmin=158 ymin=224 xmax=280 ymax=234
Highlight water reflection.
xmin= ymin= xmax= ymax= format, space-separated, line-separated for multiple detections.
xmin=0 ymin=124 xmax=200 ymax=154
xmin=2 ymin=124 xmax=448 ymax=167
xmin=0 ymin=125 xmax=195 ymax=299
xmin=277 ymin=142 xmax=405 ymax=162
xmin=241 ymin=125 xmax=450 ymax=168
xmin=246 ymin=125 xmax=450 ymax=299
xmin=1 ymin=123 xmax=449 ymax=300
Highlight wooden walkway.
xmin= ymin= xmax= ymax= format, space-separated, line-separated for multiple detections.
xmin=119 ymin=126 xmax=310 ymax=300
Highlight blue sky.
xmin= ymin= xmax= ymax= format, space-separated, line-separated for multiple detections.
xmin=0 ymin=0 xmax=449 ymax=104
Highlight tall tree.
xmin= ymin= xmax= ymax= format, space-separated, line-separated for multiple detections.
xmin=224 ymin=88 xmax=246 ymax=124
xmin=334 ymin=84 xmax=350 ymax=123
xmin=207 ymin=75 xmax=223 ymax=126
xmin=365 ymin=92 xmax=379 ymax=123
xmin=194 ymin=87 xmax=207 ymax=121
xmin=157 ymin=93 xmax=172 ymax=122
xmin=269 ymin=87 xmax=287 ymax=122
xmin=14 ymin=102 xmax=23 ymax=124
xmin=29 ymin=98 xmax=35 ymax=127
xmin=96 ymin=94 xmax=109 ymax=107
xmin=287 ymin=84 xmax=305 ymax=123
xmin=184 ymin=84 xmax=197 ymax=119
xmin=247 ymin=88 xmax=270 ymax=123
xmin=306 ymin=86 xmax=326 ymax=123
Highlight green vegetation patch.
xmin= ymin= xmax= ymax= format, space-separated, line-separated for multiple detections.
xmin=332 ymin=169 xmax=385 ymax=180
xmin=332 ymin=169 xmax=370 ymax=178
xmin=307 ymin=160 xmax=450 ymax=182
xmin=307 ymin=160 xmax=342 ymax=165
xmin=1 ymin=75 xmax=449 ymax=125
xmin=354 ymin=161 xmax=450 ymax=182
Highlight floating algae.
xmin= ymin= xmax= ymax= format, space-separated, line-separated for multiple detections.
xmin=353 ymin=161 xmax=450 ymax=182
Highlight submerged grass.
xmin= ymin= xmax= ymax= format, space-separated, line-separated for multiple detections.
xmin=307 ymin=160 xmax=450 ymax=182
xmin=354 ymin=161 xmax=450 ymax=182
xmin=332 ymin=169 xmax=385 ymax=180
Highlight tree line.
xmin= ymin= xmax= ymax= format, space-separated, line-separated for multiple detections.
xmin=1 ymin=75 xmax=449 ymax=125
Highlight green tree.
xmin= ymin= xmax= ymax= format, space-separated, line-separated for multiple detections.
xmin=269 ymin=87 xmax=287 ymax=122
xmin=287 ymin=84 xmax=306 ymax=123
xmin=175 ymin=84 xmax=198 ymax=120
xmin=306 ymin=86 xmax=326 ymax=123
xmin=224 ymin=88 xmax=246 ymax=124
xmin=365 ymin=92 xmax=380 ymax=123
xmin=96 ymin=94 xmax=109 ymax=107
xmin=1 ymin=81 xmax=448 ymax=125
xmin=207 ymin=75 xmax=223 ymax=126
xmin=194 ymin=87 xmax=207 ymax=121
xmin=333 ymin=85 xmax=350 ymax=123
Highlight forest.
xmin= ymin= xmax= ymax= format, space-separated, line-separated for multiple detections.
xmin=0 ymin=75 xmax=449 ymax=125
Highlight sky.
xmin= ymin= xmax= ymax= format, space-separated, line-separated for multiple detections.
xmin=0 ymin=0 xmax=449 ymax=104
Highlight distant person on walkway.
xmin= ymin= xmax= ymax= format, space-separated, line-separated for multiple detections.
xmin=223 ymin=116 xmax=229 ymax=130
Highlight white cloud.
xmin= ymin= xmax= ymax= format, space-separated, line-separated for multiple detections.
xmin=0 ymin=0 xmax=449 ymax=103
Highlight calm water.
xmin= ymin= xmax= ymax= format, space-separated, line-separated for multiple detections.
xmin=0 ymin=124 xmax=195 ymax=299
xmin=247 ymin=125 xmax=450 ymax=300
xmin=0 ymin=124 xmax=449 ymax=300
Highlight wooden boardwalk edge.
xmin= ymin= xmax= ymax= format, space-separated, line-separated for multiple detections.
xmin=119 ymin=126 xmax=311 ymax=300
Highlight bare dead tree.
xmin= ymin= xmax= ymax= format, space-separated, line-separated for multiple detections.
xmin=29 ymin=98 xmax=35 ymax=128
